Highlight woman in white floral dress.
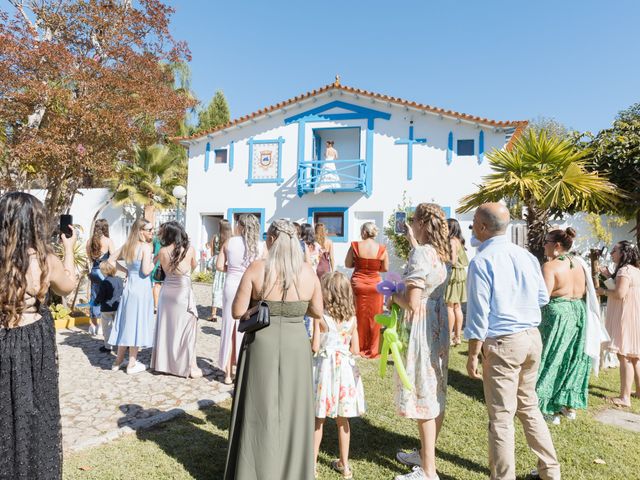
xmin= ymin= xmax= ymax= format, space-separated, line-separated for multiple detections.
xmin=391 ymin=203 xmax=450 ymax=480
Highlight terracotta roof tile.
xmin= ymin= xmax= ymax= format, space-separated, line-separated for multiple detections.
xmin=172 ymin=81 xmax=528 ymax=143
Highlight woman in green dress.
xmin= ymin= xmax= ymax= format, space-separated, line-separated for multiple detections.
xmin=225 ymin=219 xmax=323 ymax=480
xmin=536 ymin=227 xmax=592 ymax=424
xmin=444 ymin=219 xmax=468 ymax=346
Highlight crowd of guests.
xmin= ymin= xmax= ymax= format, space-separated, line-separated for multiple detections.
xmin=2 ymin=191 xmax=640 ymax=480
xmin=222 ymin=204 xmax=640 ymax=480
xmin=84 ymin=217 xmax=202 ymax=377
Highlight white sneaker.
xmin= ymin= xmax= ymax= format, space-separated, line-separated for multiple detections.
xmin=126 ymin=361 xmax=147 ymax=375
xmin=396 ymin=449 xmax=422 ymax=467
xmin=111 ymin=361 xmax=127 ymax=372
xmin=560 ymin=406 xmax=577 ymax=421
xmin=544 ymin=414 xmax=561 ymax=425
xmin=394 ymin=466 xmax=435 ymax=480
xmin=88 ymin=324 xmax=96 ymax=335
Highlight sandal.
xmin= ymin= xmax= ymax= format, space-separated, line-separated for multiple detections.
xmin=607 ymin=396 xmax=631 ymax=408
xmin=331 ymin=459 xmax=353 ymax=479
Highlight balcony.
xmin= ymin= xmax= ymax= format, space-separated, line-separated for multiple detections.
xmin=297 ymin=159 xmax=367 ymax=196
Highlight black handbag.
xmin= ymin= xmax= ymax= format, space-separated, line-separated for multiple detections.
xmin=238 ymin=300 xmax=270 ymax=334
xmin=238 ymin=268 xmax=276 ymax=334
xmin=153 ymin=265 xmax=166 ymax=282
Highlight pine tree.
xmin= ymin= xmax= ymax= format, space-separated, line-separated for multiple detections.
xmin=197 ymin=90 xmax=230 ymax=132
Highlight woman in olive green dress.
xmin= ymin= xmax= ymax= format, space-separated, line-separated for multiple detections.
xmin=536 ymin=228 xmax=592 ymax=424
xmin=225 ymin=219 xmax=323 ymax=480
xmin=444 ymin=219 xmax=468 ymax=346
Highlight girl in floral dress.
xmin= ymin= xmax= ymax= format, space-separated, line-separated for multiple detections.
xmin=312 ymin=272 xmax=366 ymax=479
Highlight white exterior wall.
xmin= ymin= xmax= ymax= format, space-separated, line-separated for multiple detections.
xmin=183 ymin=91 xmax=636 ymax=271
xmin=29 ymin=188 xmax=129 ymax=246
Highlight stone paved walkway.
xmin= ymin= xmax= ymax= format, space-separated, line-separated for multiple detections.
xmin=58 ymin=283 xmax=231 ymax=452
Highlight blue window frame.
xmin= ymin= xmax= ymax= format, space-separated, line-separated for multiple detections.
xmin=456 ymin=139 xmax=475 ymax=156
xmin=307 ymin=207 xmax=349 ymax=243
xmin=227 ymin=208 xmax=266 ymax=237
xmin=214 ymin=148 xmax=228 ymax=164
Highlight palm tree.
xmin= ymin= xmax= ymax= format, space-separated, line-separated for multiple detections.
xmin=458 ymin=129 xmax=621 ymax=261
xmin=110 ymin=144 xmax=182 ymax=223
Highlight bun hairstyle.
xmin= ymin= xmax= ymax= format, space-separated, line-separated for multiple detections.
xmin=361 ymin=221 xmax=379 ymax=240
xmin=547 ymin=227 xmax=576 ymax=252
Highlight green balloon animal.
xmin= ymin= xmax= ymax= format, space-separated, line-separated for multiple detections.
xmin=374 ymin=303 xmax=414 ymax=391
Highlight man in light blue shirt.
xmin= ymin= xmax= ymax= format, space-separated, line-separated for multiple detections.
xmin=465 ymin=203 xmax=560 ymax=480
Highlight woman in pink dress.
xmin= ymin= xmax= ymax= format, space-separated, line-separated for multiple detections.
xmin=216 ymin=214 xmax=263 ymax=384
xmin=597 ymin=240 xmax=640 ymax=408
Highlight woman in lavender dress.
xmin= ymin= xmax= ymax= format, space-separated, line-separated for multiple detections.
xmin=151 ymin=222 xmax=201 ymax=378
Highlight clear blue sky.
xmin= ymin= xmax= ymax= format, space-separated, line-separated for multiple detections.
xmin=167 ymin=0 xmax=640 ymax=133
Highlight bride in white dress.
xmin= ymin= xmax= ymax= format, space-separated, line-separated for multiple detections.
xmin=315 ymin=140 xmax=341 ymax=193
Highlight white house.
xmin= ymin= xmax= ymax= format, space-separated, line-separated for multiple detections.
xmin=174 ymin=78 xmax=631 ymax=268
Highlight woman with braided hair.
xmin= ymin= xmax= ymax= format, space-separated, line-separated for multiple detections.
xmin=391 ymin=203 xmax=450 ymax=480
xmin=0 ymin=192 xmax=78 ymax=479
xmin=217 ymin=214 xmax=264 ymax=384
xmin=225 ymin=219 xmax=323 ymax=480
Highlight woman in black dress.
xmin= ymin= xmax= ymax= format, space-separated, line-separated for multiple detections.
xmin=0 ymin=192 xmax=78 ymax=479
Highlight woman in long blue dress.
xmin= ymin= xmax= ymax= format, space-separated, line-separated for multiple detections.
xmin=108 ymin=218 xmax=156 ymax=375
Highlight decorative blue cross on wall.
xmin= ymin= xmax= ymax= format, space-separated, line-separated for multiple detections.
xmin=395 ymin=125 xmax=427 ymax=180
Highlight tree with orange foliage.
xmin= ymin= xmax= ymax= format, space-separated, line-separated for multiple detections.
xmin=0 ymin=0 xmax=195 ymax=227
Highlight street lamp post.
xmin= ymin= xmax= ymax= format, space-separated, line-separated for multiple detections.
xmin=172 ymin=185 xmax=187 ymax=226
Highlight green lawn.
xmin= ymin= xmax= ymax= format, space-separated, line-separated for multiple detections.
xmin=64 ymin=346 xmax=640 ymax=479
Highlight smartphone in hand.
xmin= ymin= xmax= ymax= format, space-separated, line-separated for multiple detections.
xmin=60 ymin=214 xmax=73 ymax=238
xmin=394 ymin=211 xmax=407 ymax=235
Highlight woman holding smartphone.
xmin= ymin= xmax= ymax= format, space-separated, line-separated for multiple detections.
xmin=0 ymin=192 xmax=78 ymax=479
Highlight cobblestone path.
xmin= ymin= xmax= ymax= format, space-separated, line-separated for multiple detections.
xmin=57 ymin=283 xmax=231 ymax=452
